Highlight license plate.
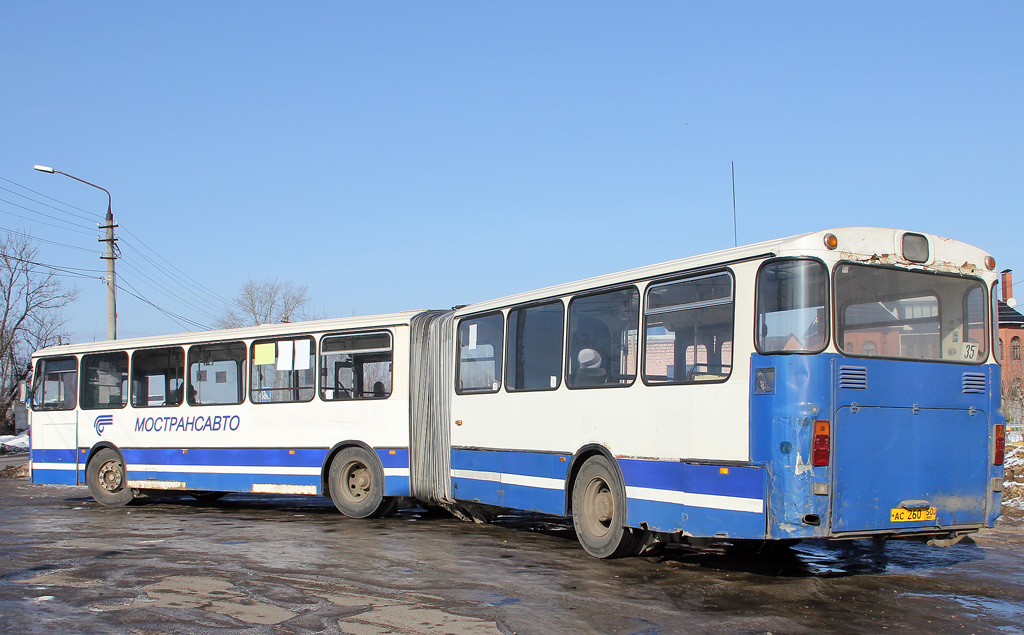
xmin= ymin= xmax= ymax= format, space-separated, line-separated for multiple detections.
xmin=890 ymin=507 xmax=937 ymax=522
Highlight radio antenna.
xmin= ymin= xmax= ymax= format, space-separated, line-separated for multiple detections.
xmin=731 ymin=161 xmax=738 ymax=247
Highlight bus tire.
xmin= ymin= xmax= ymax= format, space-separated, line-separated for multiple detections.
xmin=86 ymin=448 xmax=135 ymax=507
xmin=328 ymin=446 xmax=393 ymax=518
xmin=571 ymin=455 xmax=640 ymax=558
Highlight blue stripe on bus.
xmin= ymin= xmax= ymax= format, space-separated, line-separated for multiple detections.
xmin=31 ymin=468 xmax=79 ymax=485
xmin=626 ymin=497 xmax=767 ymax=538
xmin=58 ymin=446 xmax=411 ymax=497
xmin=618 ymin=459 xmax=765 ymax=501
xmin=31 ymin=448 xmax=78 ymax=464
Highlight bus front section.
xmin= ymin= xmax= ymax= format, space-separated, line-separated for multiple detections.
xmin=751 ymin=241 xmax=1003 ymax=545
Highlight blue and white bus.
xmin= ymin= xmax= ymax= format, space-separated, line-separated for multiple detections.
xmin=30 ymin=228 xmax=1006 ymax=557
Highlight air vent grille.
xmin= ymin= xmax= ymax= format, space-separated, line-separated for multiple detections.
xmin=838 ymin=366 xmax=868 ymax=390
xmin=962 ymin=372 xmax=986 ymax=394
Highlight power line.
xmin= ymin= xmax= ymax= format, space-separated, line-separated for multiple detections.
xmin=117 ymin=258 xmax=223 ymax=322
xmin=0 ymin=181 xmax=98 ymax=223
xmin=0 ymin=176 xmax=98 ymax=220
xmin=118 ymin=225 xmax=233 ymax=306
xmin=0 ymin=226 xmax=98 ymax=253
xmin=117 ymin=278 xmax=210 ymax=332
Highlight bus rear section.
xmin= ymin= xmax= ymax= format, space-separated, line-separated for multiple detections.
xmin=753 ymin=255 xmax=1003 ymax=543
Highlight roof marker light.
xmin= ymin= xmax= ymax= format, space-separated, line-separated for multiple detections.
xmin=985 ymin=256 xmax=996 ymax=271
xmin=824 ymin=233 xmax=838 ymax=250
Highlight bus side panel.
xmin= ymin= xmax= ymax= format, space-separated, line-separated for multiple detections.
xmin=114 ymin=446 xmax=411 ymax=497
xmin=451 ymin=448 xmax=503 ymax=507
xmin=378 ymin=447 xmax=411 ymax=497
xmin=620 ymin=459 xmax=767 ymax=538
xmin=29 ymin=409 xmax=80 ymax=485
xmin=497 ymin=450 xmax=570 ymax=514
xmin=749 ymin=354 xmax=833 ymax=540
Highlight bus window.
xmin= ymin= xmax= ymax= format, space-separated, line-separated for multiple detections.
xmin=250 ymin=336 xmax=316 ymax=403
xmin=644 ymin=273 xmax=734 ymax=384
xmin=188 ymin=342 xmax=246 ymax=406
xmin=567 ymin=288 xmax=638 ymax=389
xmin=131 ymin=347 xmax=185 ymax=408
xmin=32 ymin=356 xmax=77 ymax=411
xmin=457 ymin=313 xmax=504 ymax=394
xmin=80 ymin=352 xmax=129 ymax=410
xmin=756 ymin=259 xmax=828 ymax=354
xmin=319 ymin=331 xmax=393 ymax=400
xmin=506 ymin=301 xmax=564 ymax=392
xmin=835 ymin=264 xmax=987 ymax=363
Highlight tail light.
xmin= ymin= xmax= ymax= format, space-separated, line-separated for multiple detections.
xmin=812 ymin=420 xmax=831 ymax=467
xmin=994 ymin=424 xmax=1005 ymax=465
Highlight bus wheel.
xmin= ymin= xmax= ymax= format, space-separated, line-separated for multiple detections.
xmin=572 ymin=455 xmax=639 ymax=558
xmin=328 ymin=447 xmax=393 ymax=518
xmin=86 ymin=448 xmax=135 ymax=507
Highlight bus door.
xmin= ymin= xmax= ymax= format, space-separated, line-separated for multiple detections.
xmin=30 ymin=356 xmax=81 ymax=484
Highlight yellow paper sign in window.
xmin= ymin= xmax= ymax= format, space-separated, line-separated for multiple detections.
xmin=253 ymin=343 xmax=276 ymax=366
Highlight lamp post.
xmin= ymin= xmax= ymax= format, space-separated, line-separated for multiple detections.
xmin=33 ymin=165 xmax=118 ymax=340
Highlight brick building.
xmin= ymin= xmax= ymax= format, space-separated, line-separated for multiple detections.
xmin=998 ymin=270 xmax=1024 ymax=423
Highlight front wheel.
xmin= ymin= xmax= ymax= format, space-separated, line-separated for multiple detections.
xmin=327 ymin=447 xmax=395 ymax=518
xmin=86 ymin=448 xmax=135 ymax=507
xmin=571 ymin=455 xmax=640 ymax=558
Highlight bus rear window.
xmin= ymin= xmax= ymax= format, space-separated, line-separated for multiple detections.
xmin=756 ymin=259 xmax=828 ymax=354
xmin=835 ymin=264 xmax=987 ymax=363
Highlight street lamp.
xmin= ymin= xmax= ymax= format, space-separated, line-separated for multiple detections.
xmin=33 ymin=165 xmax=118 ymax=340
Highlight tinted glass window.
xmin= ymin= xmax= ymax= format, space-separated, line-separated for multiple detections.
xmin=320 ymin=332 xmax=393 ymax=400
xmin=131 ymin=347 xmax=185 ymax=407
xmin=457 ymin=313 xmax=504 ymax=394
xmin=506 ymin=301 xmax=564 ymax=392
xmin=567 ymin=288 xmax=638 ymax=389
xmin=188 ymin=342 xmax=246 ymax=405
xmin=645 ymin=273 xmax=734 ymax=384
xmin=81 ymin=352 xmax=128 ymax=410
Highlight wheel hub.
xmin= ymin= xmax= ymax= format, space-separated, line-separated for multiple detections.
xmin=97 ymin=461 xmax=123 ymax=492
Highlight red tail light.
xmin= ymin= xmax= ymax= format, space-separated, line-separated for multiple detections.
xmin=812 ymin=420 xmax=831 ymax=467
xmin=994 ymin=424 xmax=1005 ymax=466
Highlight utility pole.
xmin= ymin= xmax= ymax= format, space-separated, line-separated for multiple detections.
xmin=33 ymin=165 xmax=118 ymax=339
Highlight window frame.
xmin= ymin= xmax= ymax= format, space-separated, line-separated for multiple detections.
xmin=186 ymin=340 xmax=247 ymax=406
xmin=318 ymin=329 xmax=394 ymax=401
xmin=31 ymin=356 xmax=78 ymax=411
xmin=753 ymin=257 xmax=830 ymax=356
xmin=504 ymin=298 xmax=566 ymax=393
xmin=641 ymin=269 xmax=736 ymax=387
xmin=565 ymin=285 xmax=640 ymax=390
xmin=833 ymin=262 xmax=988 ymax=365
xmin=249 ymin=335 xmax=317 ymax=404
xmin=130 ymin=346 xmax=186 ymax=408
xmin=455 ymin=311 xmax=506 ymax=395
xmin=80 ymin=351 xmax=130 ymax=410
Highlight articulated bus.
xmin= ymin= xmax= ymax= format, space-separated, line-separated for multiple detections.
xmin=30 ymin=228 xmax=1006 ymax=558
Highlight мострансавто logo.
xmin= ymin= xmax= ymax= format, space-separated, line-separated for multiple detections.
xmin=94 ymin=414 xmax=114 ymax=436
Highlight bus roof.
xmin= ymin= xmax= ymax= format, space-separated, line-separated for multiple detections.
xmin=452 ymin=227 xmax=996 ymax=316
xmin=32 ymin=310 xmax=427 ymax=358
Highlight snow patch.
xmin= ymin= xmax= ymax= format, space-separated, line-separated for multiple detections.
xmin=0 ymin=431 xmax=29 ymax=453
xmin=1002 ymin=444 xmax=1024 ymax=519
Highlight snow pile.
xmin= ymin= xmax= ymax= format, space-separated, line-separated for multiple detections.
xmin=1003 ymin=444 xmax=1024 ymax=519
xmin=0 ymin=431 xmax=29 ymax=454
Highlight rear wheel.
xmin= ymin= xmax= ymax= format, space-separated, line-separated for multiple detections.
xmin=86 ymin=448 xmax=135 ymax=507
xmin=571 ymin=455 xmax=640 ymax=558
xmin=328 ymin=447 xmax=394 ymax=518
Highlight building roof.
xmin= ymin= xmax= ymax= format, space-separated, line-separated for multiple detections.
xmin=999 ymin=300 xmax=1024 ymax=326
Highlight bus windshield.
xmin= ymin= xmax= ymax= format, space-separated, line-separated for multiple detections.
xmin=834 ymin=263 xmax=988 ymax=363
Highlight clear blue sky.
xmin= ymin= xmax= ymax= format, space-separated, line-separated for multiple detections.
xmin=2 ymin=3 xmax=1021 ymax=341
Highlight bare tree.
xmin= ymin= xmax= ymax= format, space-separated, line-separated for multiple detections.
xmin=0 ymin=233 xmax=79 ymax=433
xmin=216 ymin=277 xmax=319 ymax=328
